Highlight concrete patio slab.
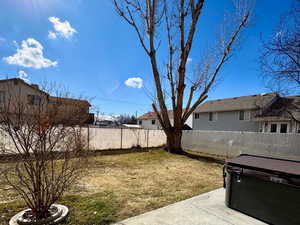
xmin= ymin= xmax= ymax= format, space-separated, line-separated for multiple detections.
xmin=115 ymin=188 xmax=266 ymax=225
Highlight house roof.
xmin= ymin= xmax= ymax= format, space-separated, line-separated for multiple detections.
xmin=138 ymin=110 xmax=177 ymax=120
xmin=49 ymin=96 xmax=91 ymax=106
xmin=256 ymin=95 xmax=300 ymax=121
xmin=0 ymin=78 xmax=49 ymax=96
xmin=195 ymin=93 xmax=278 ymax=113
xmin=0 ymin=78 xmax=91 ymax=107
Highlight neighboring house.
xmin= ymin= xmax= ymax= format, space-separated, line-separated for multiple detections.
xmin=138 ymin=112 xmax=164 ymax=130
xmin=0 ymin=78 xmax=93 ymax=124
xmin=137 ymin=110 xmax=193 ymax=130
xmin=0 ymin=78 xmax=49 ymax=115
xmin=49 ymin=96 xmax=93 ymax=124
xmin=193 ymin=93 xmax=300 ymax=133
xmin=256 ymin=96 xmax=300 ymax=133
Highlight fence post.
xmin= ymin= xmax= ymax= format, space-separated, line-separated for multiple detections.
xmin=87 ymin=125 xmax=90 ymax=151
xmin=147 ymin=129 xmax=149 ymax=150
xmin=120 ymin=127 xmax=123 ymax=149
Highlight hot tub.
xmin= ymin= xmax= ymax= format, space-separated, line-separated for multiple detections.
xmin=224 ymin=154 xmax=300 ymax=225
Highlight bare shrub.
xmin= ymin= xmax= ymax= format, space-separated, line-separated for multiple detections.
xmin=0 ymin=79 xmax=90 ymax=219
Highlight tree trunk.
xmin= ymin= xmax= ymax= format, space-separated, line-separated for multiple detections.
xmin=166 ymin=129 xmax=184 ymax=154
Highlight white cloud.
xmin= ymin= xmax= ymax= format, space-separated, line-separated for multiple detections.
xmin=48 ymin=31 xmax=57 ymax=39
xmin=125 ymin=77 xmax=143 ymax=88
xmin=187 ymin=57 xmax=192 ymax=63
xmin=18 ymin=70 xmax=29 ymax=82
xmin=3 ymin=38 xmax=57 ymax=69
xmin=48 ymin=17 xmax=77 ymax=39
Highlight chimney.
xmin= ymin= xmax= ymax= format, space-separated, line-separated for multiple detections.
xmin=31 ymin=84 xmax=39 ymax=90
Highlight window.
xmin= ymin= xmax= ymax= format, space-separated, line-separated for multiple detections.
xmin=139 ymin=120 xmax=142 ymax=125
xmin=209 ymin=112 xmax=217 ymax=121
xmin=0 ymin=91 xmax=5 ymax=103
xmin=263 ymin=122 xmax=268 ymax=133
xmin=194 ymin=113 xmax=200 ymax=119
xmin=239 ymin=110 xmax=250 ymax=121
xmin=239 ymin=111 xmax=245 ymax=120
xmin=27 ymin=95 xmax=41 ymax=105
xmin=151 ymin=120 xmax=155 ymax=125
xmin=270 ymin=124 xmax=277 ymax=133
xmin=280 ymin=124 xmax=288 ymax=133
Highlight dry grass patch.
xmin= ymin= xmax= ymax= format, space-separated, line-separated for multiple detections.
xmin=78 ymin=149 xmax=223 ymax=220
xmin=0 ymin=149 xmax=223 ymax=224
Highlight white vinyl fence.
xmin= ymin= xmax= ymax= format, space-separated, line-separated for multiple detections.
xmin=0 ymin=128 xmax=167 ymax=154
xmin=87 ymin=128 xmax=166 ymax=150
xmin=0 ymin=130 xmax=15 ymax=153
xmin=182 ymin=130 xmax=300 ymax=160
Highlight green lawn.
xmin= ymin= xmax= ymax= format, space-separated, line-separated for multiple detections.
xmin=0 ymin=149 xmax=223 ymax=225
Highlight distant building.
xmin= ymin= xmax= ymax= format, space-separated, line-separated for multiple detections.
xmin=49 ymin=96 xmax=93 ymax=124
xmin=122 ymin=124 xmax=142 ymax=129
xmin=137 ymin=110 xmax=193 ymax=130
xmin=192 ymin=93 xmax=300 ymax=133
xmin=0 ymin=78 xmax=94 ymax=124
xmin=94 ymin=114 xmax=120 ymax=128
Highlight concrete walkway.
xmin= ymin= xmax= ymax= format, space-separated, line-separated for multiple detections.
xmin=115 ymin=188 xmax=266 ymax=225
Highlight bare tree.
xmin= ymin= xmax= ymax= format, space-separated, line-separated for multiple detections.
xmin=260 ymin=0 xmax=300 ymax=125
xmin=260 ymin=0 xmax=300 ymax=94
xmin=113 ymin=0 xmax=253 ymax=153
xmin=0 ymin=80 xmax=90 ymax=220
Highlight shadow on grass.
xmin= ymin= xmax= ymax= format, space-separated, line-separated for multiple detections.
xmin=182 ymin=151 xmax=225 ymax=165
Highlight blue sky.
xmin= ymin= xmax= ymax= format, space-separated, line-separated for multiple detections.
xmin=0 ymin=0 xmax=295 ymax=116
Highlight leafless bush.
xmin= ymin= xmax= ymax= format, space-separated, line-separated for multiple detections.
xmin=0 ymin=80 xmax=90 ymax=219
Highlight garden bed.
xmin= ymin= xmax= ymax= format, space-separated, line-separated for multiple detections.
xmin=0 ymin=149 xmax=223 ymax=225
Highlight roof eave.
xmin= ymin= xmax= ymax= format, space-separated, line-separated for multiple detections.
xmin=195 ymin=107 xmax=259 ymax=113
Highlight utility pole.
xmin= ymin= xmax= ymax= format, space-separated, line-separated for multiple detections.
xmin=135 ymin=111 xmax=138 ymax=124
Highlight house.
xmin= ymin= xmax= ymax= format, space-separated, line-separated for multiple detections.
xmin=193 ymin=93 xmax=300 ymax=133
xmin=0 ymin=78 xmax=94 ymax=124
xmin=137 ymin=112 xmax=164 ymax=130
xmin=0 ymin=78 xmax=49 ymax=115
xmin=256 ymin=95 xmax=300 ymax=133
xmin=137 ymin=110 xmax=193 ymax=130
xmin=49 ymin=96 xmax=93 ymax=124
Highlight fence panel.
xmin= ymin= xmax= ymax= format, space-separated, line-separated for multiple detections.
xmin=182 ymin=130 xmax=300 ymax=160
xmin=86 ymin=128 xmax=166 ymax=150
xmin=147 ymin=130 xmax=167 ymax=148
xmin=0 ymin=130 xmax=18 ymax=154
xmin=0 ymin=127 xmax=167 ymax=153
